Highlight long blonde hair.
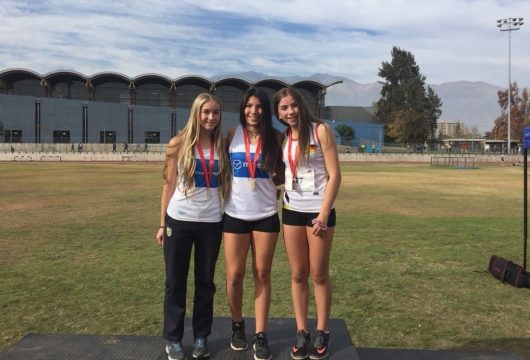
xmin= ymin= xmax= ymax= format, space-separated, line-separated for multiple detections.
xmin=164 ymin=93 xmax=231 ymax=197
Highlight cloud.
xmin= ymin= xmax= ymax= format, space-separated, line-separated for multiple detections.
xmin=0 ymin=0 xmax=529 ymax=87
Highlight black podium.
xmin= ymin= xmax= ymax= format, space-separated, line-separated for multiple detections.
xmin=0 ymin=317 xmax=523 ymax=359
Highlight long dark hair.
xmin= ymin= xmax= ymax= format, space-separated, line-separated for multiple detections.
xmin=273 ymin=87 xmax=322 ymax=160
xmin=239 ymin=87 xmax=282 ymax=175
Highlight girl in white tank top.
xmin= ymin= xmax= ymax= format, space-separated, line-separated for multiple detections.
xmin=223 ymin=124 xmax=278 ymax=220
xmin=274 ymin=87 xmax=341 ymax=359
xmin=155 ymin=93 xmax=231 ymax=359
xmin=223 ymin=88 xmax=284 ymax=360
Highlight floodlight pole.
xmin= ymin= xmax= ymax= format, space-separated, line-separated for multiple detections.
xmin=523 ymin=144 xmax=528 ymax=270
xmin=497 ymin=17 xmax=524 ymax=154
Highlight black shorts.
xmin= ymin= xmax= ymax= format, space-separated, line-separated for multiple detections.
xmin=282 ymin=208 xmax=336 ymax=227
xmin=223 ymin=213 xmax=280 ymax=234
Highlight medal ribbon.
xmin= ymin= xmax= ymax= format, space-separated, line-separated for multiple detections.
xmin=287 ymin=128 xmax=300 ymax=182
xmin=196 ymin=140 xmax=214 ymax=188
xmin=243 ymin=128 xmax=262 ymax=182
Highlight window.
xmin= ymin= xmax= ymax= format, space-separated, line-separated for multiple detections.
xmin=4 ymin=130 xmax=22 ymax=143
xmin=145 ymin=131 xmax=160 ymax=144
xmin=53 ymin=130 xmax=70 ymax=143
xmin=99 ymin=131 xmax=117 ymax=144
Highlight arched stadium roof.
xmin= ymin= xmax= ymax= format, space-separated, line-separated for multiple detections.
xmin=0 ymin=69 xmax=338 ymax=89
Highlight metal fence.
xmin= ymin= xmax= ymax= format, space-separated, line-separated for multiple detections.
xmin=431 ymin=156 xmax=476 ymax=169
xmin=0 ymin=142 xmax=167 ymax=153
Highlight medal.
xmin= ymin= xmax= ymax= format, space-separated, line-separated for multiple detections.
xmin=243 ymin=127 xmax=262 ymax=191
xmin=287 ymin=128 xmax=300 ymax=189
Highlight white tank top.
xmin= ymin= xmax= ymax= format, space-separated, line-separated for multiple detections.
xmin=224 ymin=125 xmax=278 ymax=220
xmin=282 ymin=123 xmax=330 ymax=213
xmin=166 ymin=147 xmax=222 ymax=222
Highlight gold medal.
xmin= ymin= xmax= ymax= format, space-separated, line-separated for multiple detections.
xmin=243 ymin=128 xmax=261 ymax=193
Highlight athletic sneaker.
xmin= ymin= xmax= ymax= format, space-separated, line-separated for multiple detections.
xmin=192 ymin=337 xmax=210 ymax=359
xmin=308 ymin=330 xmax=330 ymax=360
xmin=291 ymin=330 xmax=310 ymax=359
xmin=166 ymin=341 xmax=186 ymax=360
xmin=253 ymin=332 xmax=272 ymax=360
xmin=231 ymin=320 xmax=248 ymax=351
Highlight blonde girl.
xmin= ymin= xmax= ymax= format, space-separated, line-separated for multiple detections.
xmin=156 ymin=93 xmax=230 ymax=360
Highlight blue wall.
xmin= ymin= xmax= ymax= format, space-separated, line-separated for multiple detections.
xmin=0 ymin=94 xmax=242 ymax=143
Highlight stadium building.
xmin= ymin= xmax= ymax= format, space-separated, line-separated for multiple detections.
xmin=0 ymin=69 xmax=341 ymax=145
xmin=324 ymin=105 xmax=383 ymax=150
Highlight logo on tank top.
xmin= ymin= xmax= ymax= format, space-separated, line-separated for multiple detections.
xmin=231 ymin=153 xmax=268 ymax=179
xmin=233 ymin=159 xmax=243 ymax=170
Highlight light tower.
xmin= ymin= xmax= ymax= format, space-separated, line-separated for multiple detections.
xmin=497 ymin=17 xmax=524 ymax=153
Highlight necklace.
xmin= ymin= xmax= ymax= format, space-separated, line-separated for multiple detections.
xmin=245 ymin=126 xmax=259 ymax=137
xmin=247 ymin=129 xmax=260 ymax=138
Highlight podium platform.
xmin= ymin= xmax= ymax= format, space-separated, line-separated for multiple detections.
xmin=0 ymin=317 xmax=523 ymax=360
xmin=0 ymin=318 xmax=358 ymax=360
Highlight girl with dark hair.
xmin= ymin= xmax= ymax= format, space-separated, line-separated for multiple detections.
xmin=223 ymin=87 xmax=284 ymax=360
xmin=273 ymin=87 xmax=341 ymax=360
xmin=156 ymin=93 xmax=231 ymax=360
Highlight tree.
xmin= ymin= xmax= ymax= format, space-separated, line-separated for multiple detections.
xmin=375 ymin=46 xmax=442 ymax=144
xmin=452 ymin=122 xmax=482 ymax=138
xmin=490 ymin=82 xmax=530 ymax=141
xmin=426 ymin=86 xmax=442 ymax=133
xmin=469 ymin=125 xmax=482 ymax=138
xmin=334 ymin=124 xmax=355 ymax=145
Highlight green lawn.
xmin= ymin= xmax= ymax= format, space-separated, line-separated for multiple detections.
xmin=0 ymin=162 xmax=528 ymax=358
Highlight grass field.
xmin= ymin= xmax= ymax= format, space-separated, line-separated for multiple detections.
xmin=1 ymin=162 xmax=529 ymax=358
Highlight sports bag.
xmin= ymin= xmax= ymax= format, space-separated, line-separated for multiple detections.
xmin=488 ymin=255 xmax=530 ymax=288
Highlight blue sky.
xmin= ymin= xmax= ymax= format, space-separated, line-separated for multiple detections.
xmin=1 ymin=0 xmax=529 ymax=86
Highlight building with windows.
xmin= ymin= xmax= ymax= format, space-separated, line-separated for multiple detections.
xmin=436 ymin=120 xmax=459 ymax=138
xmin=0 ymin=68 xmax=339 ymax=145
xmin=324 ymin=105 xmax=383 ymax=149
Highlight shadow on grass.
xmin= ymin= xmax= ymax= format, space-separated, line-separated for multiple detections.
xmin=457 ymin=338 xmax=530 ymax=360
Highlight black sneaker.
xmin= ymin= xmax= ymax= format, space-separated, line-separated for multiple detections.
xmin=192 ymin=337 xmax=210 ymax=359
xmin=253 ymin=332 xmax=272 ymax=360
xmin=166 ymin=341 xmax=186 ymax=360
xmin=230 ymin=320 xmax=248 ymax=351
xmin=308 ymin=330 xmax=330 ymax=360
xmin=291 ymin=330 xmax=310 ymax=359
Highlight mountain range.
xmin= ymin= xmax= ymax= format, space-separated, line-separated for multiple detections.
xmin=218 ymin=71 xmax=514 ymax=133
xmin=325 ymin=77 xmax=503 ymax=133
